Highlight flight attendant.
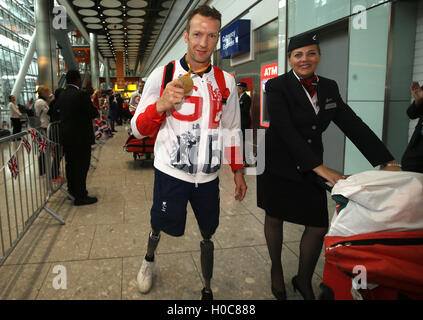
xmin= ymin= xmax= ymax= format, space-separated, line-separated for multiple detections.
xmin=259 ymin=33 xmax=401 ymax=300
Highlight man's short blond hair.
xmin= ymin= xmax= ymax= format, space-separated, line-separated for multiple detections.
xmin=185 ymin=4 xmax=222 ymax=34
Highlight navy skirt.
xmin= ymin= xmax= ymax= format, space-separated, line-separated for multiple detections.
xmin=257 ymin=170 xmax=329 ymax=228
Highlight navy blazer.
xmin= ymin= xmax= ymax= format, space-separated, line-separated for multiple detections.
xmin=239 ymin=92 xmax=251 ymax=130
xmin=264 ymin=70 xmax=394 ymax=181
xmin=58 ymin=85 xmax=99 ymax=146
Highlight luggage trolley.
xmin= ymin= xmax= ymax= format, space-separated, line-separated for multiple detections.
xmin=124 ymin=130 xmax=155 ymax=165
xmin=318 ymin=171 xmax=423 ymax=300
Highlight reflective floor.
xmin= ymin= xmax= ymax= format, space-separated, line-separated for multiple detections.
xmin=0 ymin=126 xmax=336 ymax=300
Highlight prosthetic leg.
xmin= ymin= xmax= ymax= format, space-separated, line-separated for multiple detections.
xmin=137 ymin=228 xmax=161 ymax=294
xmin=146 ymin=229 xmax=161 ymax=261
xmin=200 ymin=230 xmax=215 ymax=300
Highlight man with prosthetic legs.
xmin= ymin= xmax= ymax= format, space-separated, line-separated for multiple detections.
xmin=131 ymin=5 xmax=247 ymax=300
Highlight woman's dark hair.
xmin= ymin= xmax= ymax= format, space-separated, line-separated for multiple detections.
xmin=186 ymin=4 xmax=221 ymax=33
xmin=8 ymin=95 xmax=14 ymax=102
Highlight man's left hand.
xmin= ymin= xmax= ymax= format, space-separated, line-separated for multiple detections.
xmin=234 ymin=172 xmax=247 ymax=201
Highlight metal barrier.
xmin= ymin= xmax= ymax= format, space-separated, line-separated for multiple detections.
xmin=0 ymin=121 xmax=71 ymax=266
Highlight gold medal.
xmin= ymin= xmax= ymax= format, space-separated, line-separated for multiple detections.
xmin=179 ymin=72 xmax=194 ymax=94
xmin=180 ymin=55 xmax=211 ymax=95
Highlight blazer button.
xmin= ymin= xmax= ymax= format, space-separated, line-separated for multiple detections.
xmin=296 ymin=166 xmax=300 ymax=170
xmin=312 ymin=125 xmax=317 ymax=130
xmin=307 ymin=139 xmax=312 ymax=143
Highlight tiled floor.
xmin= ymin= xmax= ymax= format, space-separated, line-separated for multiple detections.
xmin=0 ymin=127 xmax=336 ymax=300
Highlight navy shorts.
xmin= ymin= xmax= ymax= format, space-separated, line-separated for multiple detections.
xmin=150 ymin=169 xmax=220 ymax=237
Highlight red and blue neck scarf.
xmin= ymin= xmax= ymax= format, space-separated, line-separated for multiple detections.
xmin=300 ymin=74 xmax=318 ymax=98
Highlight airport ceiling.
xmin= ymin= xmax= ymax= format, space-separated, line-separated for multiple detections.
xmin=70 ymin=0 xmax=173 ymax=74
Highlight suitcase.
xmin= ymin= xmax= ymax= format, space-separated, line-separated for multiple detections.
xmin=124 ymin=134 xmax=155 ymax=162
xmin=321 ymin=231 xmax=423 ymax=300
xmin=319 ymin=171 xmax=423 ymax=300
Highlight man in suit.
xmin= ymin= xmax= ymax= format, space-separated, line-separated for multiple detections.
xmin=237 ymin=82 xmax=251 ymax=130
xmin=58 ymin=70 xmax=99 ymax=206
xmin=402 ymin=81 xmax=423 ymax=173
xmin=237 ymin=82 xmax=252 ymax=166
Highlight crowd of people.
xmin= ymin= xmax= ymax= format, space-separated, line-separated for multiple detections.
xmin=6 ymin=71 xmax=147 ymax=206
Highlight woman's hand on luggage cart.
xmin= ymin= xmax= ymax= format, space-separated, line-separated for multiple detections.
xmin=313 ymin=165 xmax=345 ymax=186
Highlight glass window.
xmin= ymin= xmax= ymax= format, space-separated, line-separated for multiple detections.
xmin=0 ymin=0 xmax=35 ymax=105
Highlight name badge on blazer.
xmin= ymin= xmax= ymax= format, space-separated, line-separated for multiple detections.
xmin=324 ymin=98 xmax=337 ymax=110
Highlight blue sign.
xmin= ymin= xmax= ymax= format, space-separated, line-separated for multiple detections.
xmin=220 ymin=19 xmax=251 ymax=59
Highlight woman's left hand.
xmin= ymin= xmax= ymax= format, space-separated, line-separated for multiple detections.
xmin=313 ymin=165 xmax=344 ymax=185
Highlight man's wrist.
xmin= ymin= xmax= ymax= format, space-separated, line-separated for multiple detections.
xmin=234 ymin=168 xmax=245 ymax=174
xmin=156 ymin=100 xmax=168 ymax=115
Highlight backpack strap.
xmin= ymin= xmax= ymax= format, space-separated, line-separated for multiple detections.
xmin=160 ymin=62 xmax=229 ymax=104
xmin=213 ymin=65 xmax=230 ymax=104
xmin=160 ymin=61 xmax=175 ymax=97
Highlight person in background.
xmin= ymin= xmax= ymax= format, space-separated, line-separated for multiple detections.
xmin=58 ymin=70 xmax=99 ymax=206
xmin=48 ymin=88 xmax=64 ymax=123
xmin=8 ymin=95 xmax=22 ymax=135
xmin=236 ymin=82 xmax=252 ymax=166
xmin=108 ymin=92 xmax=118 ymax=132
xmin=91 ymin=89 xmax=101 ymax=110
xmin=401 ymin=81 xmax=423 ymax=173
xmin=48 ymin=87 xmax=65 ymax=182
xmin=116 ymin=93 xmax=124 ymax=126
xmin=34 ymin=85 xmax=54 ymax=176
xmin=258 ymin=32 xmax=401 ymax=300
xmin=122 ymin=98 xmax=132 ymax=123
xmin=34 ymin=85 xmax=53 ymax=130
xmin=129 ymin=80 xmax=145 ymax=115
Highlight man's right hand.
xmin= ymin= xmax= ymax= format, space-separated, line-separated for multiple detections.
xmin=156 ymin=78 xmax=185 ymax=115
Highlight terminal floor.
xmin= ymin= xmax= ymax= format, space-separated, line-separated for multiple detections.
xmin=0 ymin=127 xmax=336 ymax=300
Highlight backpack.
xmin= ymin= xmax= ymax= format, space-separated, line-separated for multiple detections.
xmin=160 ymin=61 xmax=230 ymax=103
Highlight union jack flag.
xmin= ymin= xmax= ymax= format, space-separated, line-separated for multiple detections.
xmin=29 ymin=129 xmax=39 ymax=143
xmin=38 ymin=137 xmax=48 ymax=153
xmin=8 ymin=155 xmax=19 ymax=179
xmin=22 ymin=137 xmax=31 ymax=153
xmin=94 ymin=118 xmax=103 ymax=138
xmin=101 ymin=115 xmax=113 ymax=136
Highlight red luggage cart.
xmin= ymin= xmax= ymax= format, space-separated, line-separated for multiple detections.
xmin=124 ymin=134 xmax=155 ymax=164
xmin=318 ymin=171 xmax=423 ymax=300
xmin=321 ymin=231 xmax=423 ymax=300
